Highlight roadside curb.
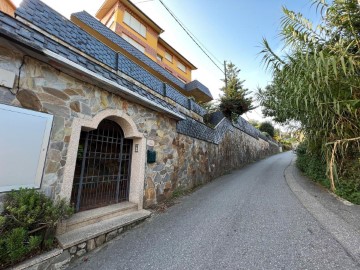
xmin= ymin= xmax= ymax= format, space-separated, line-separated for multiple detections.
xmin=284 ymin=158 xmax=360 ymax=264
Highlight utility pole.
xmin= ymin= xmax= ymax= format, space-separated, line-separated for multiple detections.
xmin=224 ymin=60 xmax=228 ymax=89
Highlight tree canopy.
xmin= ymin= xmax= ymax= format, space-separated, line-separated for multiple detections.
xmin=259 ymin=121 xmax=275 ymax=138
xmin=219 ymin=62 xmax=254 ymax=121
xmin=258 ymin=0 xmax=360 ymax=191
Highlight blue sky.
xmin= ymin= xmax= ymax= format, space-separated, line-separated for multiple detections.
xmin=13 ymin=0 xmax=320 ymax=121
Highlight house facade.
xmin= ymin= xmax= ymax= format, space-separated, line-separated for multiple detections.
xmin=0 ymin=0 xmax=279 ymax=260
xmin=94 ymin=0 xmax=195 ymax=85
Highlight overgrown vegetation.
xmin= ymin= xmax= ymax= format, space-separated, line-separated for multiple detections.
xmin=259 ymin=121 xmax=275 ymax=138
xmin=0 ymin=189 xmax=73 ymax=268
xmin=296 ymin=142 xmax=360 ymax=204
xmin=220 ymin=62 xmax=254 ymax=121
xmin=258 ymin=0 xmax=360 ymax=197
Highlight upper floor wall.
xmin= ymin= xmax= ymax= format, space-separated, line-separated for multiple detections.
xmin=0 ymin=0 xmax=16 ymax=17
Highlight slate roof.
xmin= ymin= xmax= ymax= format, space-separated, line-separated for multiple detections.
xmin=72 ymin=11 xmax=213 ymax=101
xmin=15 ymin=0 xmax=209 ymax=116
xmin=185 ymin=80 xmax=212 ymax=100
xmin=0 ymin=10 xmax=180 ymax=117
xmin=16 ymin=0 xmax=117 ymax=69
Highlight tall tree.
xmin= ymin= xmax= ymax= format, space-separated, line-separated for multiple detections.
xmin=219 ymin=62 xmax=254 ymax=121
xmin=258 ymin=0 xmax=360 ymax=190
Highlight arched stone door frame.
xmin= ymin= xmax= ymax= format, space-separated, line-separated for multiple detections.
xmin=60 ymin=109 xmax=146 ymax=210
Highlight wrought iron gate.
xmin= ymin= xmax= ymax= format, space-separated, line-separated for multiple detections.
xmin=71 ymin=119 xmax=133 ymax=212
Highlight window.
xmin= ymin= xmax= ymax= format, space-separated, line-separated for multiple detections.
xmin=0 ymin=104 xmax=53 ymax=192
xmin=123 ymin=11 xmax=146 ymax=38
xmin=122 ymin=33 xmax=145 ymax=53
xmin=156 ymin=54 xmax=163 ymax=62
xmin=177 ymin=61 xmax=186 ymax=72
xmin=165 ymin=52 xmax=172 ymax=62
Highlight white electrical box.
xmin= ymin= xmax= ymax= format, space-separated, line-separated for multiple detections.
xmin=0 ymin=104 xmax=53 ymax=192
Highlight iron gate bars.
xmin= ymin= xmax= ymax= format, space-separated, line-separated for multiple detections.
xmin=71 ymin=119 xmax=133 ymax=212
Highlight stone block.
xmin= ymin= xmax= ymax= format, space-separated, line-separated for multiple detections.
xmin=77 ymin=242 xmax=86 ymax=249
xmin=50 ymin=142 xmax=64 ymax=151
xmin=87 ymin=239 xmax=96 ymax=251
xmin=46 ymin=161 xmax=60 ymax=174
xmin=106 ymin=230 xmax=117 ymax=242
xmin=64 ymin=88 xmax=84 ymax=96
xmin=37 ymin=93 xmax=66 ymax=106
xmin=69 ymin=246 xmax=77 ymax=254
xmin=16 ymin=89 xmax=42 ymax=111
xmin=95 ymin=234 xmax=105 ymax=246
xmin=51 ymin=116 xmax=65 ymax=141
xmin=70 ymin=101 xmax=80 ymax=112
xmin=76 ymin=249 xmax=86 ymax=257
xmin=48 ymin=149 xmax=62 ymax=162
xmin=80 ymin=102 xmax=92 ymax=115
xmin=43 ymin=86 xmax=70 ymax=101
xmin=43 ymin=103 xmax=70 ymax=119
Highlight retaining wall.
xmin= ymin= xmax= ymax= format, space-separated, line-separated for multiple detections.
xmin=0 ymin=40 xmax=279 ymax=207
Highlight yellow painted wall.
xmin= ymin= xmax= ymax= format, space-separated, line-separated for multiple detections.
xmin=95 ymin=0 xmax=194 ymax=83
xmin=0 ymin=0 xmax=16 ymax=17
xmin=155 ymin=43 xmax=192 ymax=82
xmin=113 ymin=2 xmax=158 ymax=62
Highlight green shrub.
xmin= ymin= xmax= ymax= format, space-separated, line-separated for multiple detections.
xmin=6 ymin=228 xmax=28 ymax=263
xmin=0 ymin=188 xmax=73 ymax=267
xmin=296 ymin=142 xmax=360 ymax=204
xmin=259 ymin=122 xmax=275 ymax=138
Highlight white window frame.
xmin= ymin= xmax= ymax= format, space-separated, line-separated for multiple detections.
xmin=165 ymin=52 xmax=172 ymax=62
xmin=121 ymin=33 xmax=145 ymax=53
xmin=123 ymin=11 xmax=147 ymax=38
xmin=177 ymin=61 xmax=186 ymax=73
xmin=0 ymin=104 xmax=53 ymax=192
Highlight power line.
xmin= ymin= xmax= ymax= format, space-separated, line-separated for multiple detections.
xmin=158 ymin=0 xmax=224 ymax=74
xmin=158 ymin=3 xmax=222 ymax=66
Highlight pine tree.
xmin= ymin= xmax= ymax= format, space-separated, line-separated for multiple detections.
xmin=219 ymin=62 xmax=253 ymax=121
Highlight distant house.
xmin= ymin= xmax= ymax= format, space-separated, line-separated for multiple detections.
xmin=0 ymin=0 xmax=16 ymax=16
xmin=71 ymin=0 xmax=213 ymax=103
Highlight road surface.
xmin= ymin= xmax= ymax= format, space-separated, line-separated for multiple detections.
xmin=70 ymin=152 xmax=360 ymax=270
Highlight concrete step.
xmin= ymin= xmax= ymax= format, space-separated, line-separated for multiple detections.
xmin=56 ymin=209 xmax=151 ymax=249
xmin=59 ymin=202 xmax=138 ymax=234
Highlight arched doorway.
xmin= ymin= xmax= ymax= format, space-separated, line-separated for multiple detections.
xmin=70 ymin=119 xmax=133 ymax=212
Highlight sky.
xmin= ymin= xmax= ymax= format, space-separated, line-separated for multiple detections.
xmin=12 ymin=0 xmax=319 ymax=122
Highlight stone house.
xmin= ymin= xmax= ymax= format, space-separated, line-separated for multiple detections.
xmin=0 ymin=0 xmax=279 ymax=256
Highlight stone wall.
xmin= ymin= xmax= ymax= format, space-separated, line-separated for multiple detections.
xmin=144 ymin=128 xmax=278 ymax=207
xmin=0 ymin=40 xmax=279 ymax=209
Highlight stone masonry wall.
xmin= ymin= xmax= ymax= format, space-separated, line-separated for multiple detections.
xmin=144 ymin=129 xmax=278 ymax=207
xmin=0 ymin=40 xmax=278 ymax=208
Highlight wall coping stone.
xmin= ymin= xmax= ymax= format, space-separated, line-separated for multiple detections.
xmin=11 ymin=248 xmax=63 ymax=270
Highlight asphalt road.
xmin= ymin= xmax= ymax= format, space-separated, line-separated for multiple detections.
xmin=70 ymin=152 xmax=360 ymax=270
